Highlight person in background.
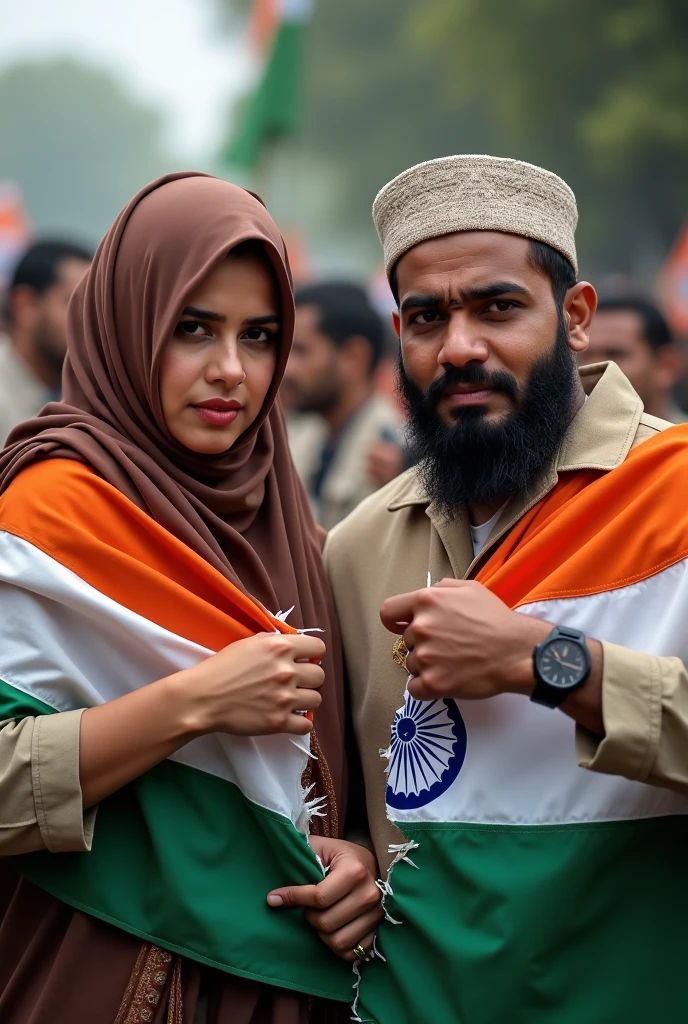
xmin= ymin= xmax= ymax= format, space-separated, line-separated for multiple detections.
xmin=0 ymin=240 xmax=92 ymax=442
xmin=283 ymin=282 xmax=405 ymax=529
xmin=580 ymin=295 xmax=686 ymax=422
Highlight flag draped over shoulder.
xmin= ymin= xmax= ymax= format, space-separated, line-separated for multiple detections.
xmin=0 ymin=458 xmax=351 ymax=1002
xmin=224 ymin=0 xmax=312 ymax=170
xmin=356 ymin=425 xmax=688 ymax=1024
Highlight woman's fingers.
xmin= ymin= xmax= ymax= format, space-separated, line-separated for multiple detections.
xmin=267 ymin=838 xmax=382 ymax=958
xmin=284 ymin=633 xmax=327 ymax=661
xmin=292 ymin=662 xmax=325 ymax=689
xmin=281 ymin=713 xmax=314 ymax=736
xmin=291 ymin=688 xmax=322 ymax=713
xmin=305 ymin=885 xmax=383 ymax=935
xmin=320 ymin=923 xmax=379 ymax=962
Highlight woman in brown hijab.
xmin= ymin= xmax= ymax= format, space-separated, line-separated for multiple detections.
xmin=0 ymin=173 xmax=381 ymax=1023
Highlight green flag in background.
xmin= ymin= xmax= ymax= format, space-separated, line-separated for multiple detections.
xmin=224 ymin=0 xmax=312 ymax=170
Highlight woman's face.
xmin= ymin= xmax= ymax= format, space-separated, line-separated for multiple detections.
xmin=160 ymin=250 xmax=280 ymax=455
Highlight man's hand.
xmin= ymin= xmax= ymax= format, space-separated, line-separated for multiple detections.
xmin=380 ymin=579 xmax=604 ymax=733
xmin=380 ymin=578 xmax=552 ymax=701
xmin=266 ymin=837 xmax=382 ymax=962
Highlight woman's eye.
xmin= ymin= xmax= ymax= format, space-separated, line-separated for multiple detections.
xmin=175 ymin=320 xmax=211 ymax=339
xmin=242 ymin=328 xmax=275 ymax=347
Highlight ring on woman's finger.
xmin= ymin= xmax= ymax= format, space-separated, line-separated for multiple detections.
xmin=352 ymin=944 xmax=369 ymax=961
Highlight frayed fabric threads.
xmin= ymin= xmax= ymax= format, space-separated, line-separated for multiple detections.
xmin=296 ymin=782 xmax=328 ymax=835
xmin=375 ymin=840 xmax=420 ymax=925
xmin=350 ymin=842 xmax=419 ymax=1020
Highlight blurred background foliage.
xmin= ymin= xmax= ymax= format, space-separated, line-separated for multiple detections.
xmin=0 ymin=0 xmax=686 ymax=284
xmin=217 ymin=0 xmax=688 ymax=280
xmin=0 ymin=60 xmax=170 ymax=242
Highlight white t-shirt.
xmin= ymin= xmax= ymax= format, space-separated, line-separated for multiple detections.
xmin=470 ymin=504 xmax=507 ymax=558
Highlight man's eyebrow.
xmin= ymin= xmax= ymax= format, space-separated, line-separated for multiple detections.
xmin=462 ymin=281 xmax=530 ymax=302
xmin=399 ymin=282 xmax=530 ymax=314
xmin=399 ymin=293 xmax=443 ymax=314
xmin=182 ymin=305 xmax=226 ymax=323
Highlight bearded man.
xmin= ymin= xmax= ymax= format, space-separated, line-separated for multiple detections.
xmin=316 ymin=157 xmax=688 ymax=1023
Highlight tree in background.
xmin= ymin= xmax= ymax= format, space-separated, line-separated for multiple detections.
xmin=216 ymin=0 xmax=687 ymax=281
xmin=413 ymin=0 xmax=688 ymax=280
xmin=0 ymin=60 xmax=172 ymax=245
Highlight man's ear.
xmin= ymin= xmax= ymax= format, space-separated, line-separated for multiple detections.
xmin=564 ymin=282 xmax=597 ymax=354
xmin=392 ymin=311 xmax=401 ymax=338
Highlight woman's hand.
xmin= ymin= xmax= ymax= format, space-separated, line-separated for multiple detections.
xmin=80 ymin=631 xmax=325 ymax=808
xmin=175 ymin=632 xmax=326 ymax=738
xmin=266 ymin=837 xmax=383 ymax=961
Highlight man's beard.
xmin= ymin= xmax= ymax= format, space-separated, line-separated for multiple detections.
xmin=397 ymin=318 xmax=578 ymax=518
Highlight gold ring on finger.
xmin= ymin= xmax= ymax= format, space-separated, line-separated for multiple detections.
xmin=392 ymin=636 xmax=409 ymax=672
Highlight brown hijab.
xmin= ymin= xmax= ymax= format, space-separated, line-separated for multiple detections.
xmin=0 ymin=173 xmax=348 ymax=1023
xmin=0 ymin=171 xmax=344 ymax=824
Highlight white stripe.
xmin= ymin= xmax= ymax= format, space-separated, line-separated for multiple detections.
xmin=389 ymin=558 xmax=688 ymax=826
xmin=0 ymin=531 xmax=310 ymax=827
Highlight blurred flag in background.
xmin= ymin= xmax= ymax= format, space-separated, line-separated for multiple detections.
xmin=659 ymin=220 xmax=688 ymax=337
xmin=224 ymin=0 xmax=312 ymax=170
xmin=0 ymin=183 xmax=30 ymax=297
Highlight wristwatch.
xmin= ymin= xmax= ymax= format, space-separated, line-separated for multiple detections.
xmin=531 ymin=625 xmax=591 ymax=708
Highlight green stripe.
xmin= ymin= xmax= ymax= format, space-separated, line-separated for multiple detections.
xmin=358 ymin=817 xmax=688 ymax=1023
xmin=0 ymin=680 xmax=60 ymax=718
xmin=3 ymin=682 xmax=351 ymax=1001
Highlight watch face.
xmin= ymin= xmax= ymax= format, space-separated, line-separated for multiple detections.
xmin=538 ymin=638 xmax=587 ymax=688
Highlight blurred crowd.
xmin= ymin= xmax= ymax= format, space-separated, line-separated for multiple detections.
xmin=0 ymin=234 xmax=686 ymax=528
xmin=0 ymin=240 xmax=91 ymax=440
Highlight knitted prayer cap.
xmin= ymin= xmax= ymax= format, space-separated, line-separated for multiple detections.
xmin=373 ymin=155 xmax=578 ymax=278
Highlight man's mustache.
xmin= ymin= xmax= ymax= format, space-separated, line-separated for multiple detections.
xmin=422 ymin=364 xmax=520 ymax=407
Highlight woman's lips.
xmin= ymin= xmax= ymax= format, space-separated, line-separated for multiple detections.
xmin=191 ymin=401 xmax=242 ymax=426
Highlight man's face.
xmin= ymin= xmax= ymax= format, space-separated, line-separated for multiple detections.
xmin=282 ymin=303 xmax=342 ymax=414
xmin=395 ymin=231 xmax=573 ymax=424
xmin=393 ymin=231 xmax=591 ymax=513
xmin=581 ymin=309 xmax=661 ymax=410
xmin=33 ymin=257 xmax=91 ymax=374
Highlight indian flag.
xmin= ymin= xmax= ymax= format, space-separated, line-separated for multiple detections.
xmin=0 ymin=457 xmax=351 ymax=1002
xmin=355 ymin=424 xmax=688 ymax=1023
xmin=224 ymin=0 xmax=312 ymax=170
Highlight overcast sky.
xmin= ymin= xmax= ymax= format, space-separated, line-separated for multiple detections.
xmin=0 ymin=0 xmax=253 ymax=160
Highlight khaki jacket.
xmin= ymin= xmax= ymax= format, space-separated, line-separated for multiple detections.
xmin=324 ymin=362 xmax=688 ymax=870
xmin=288 ymin=394 xmax=404 ymax=530
xmin=0 ymin=710 xmax=96 ymax=854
